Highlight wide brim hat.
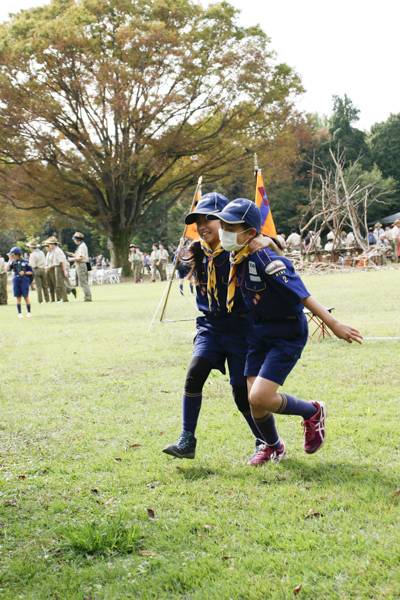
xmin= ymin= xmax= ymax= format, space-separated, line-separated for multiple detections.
xmin=27 ymin=240 xmax=39 ymax=248
xmin=46 ymin=236 xmax=58 ymax=244
xmin=375 ymin=222 xmax=382 ymax=228
xmin=394 ymin=219 xmax=400 ymax=225
xmin=211 ymin=198 xmax=261 ymax=234
xmin=185 ymin=192 xmax=229 ymax=225
xmin=73 ymin=232 xmax=84 ymax=239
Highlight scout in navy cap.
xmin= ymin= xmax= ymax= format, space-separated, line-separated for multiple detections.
xmin=212 ymin=203 xmax=363 ymax=467
xmin=184 ymin=192 xmax=229 ymax=225
xmin=7 ymin=246 xmax=33 ymax=318
xmin=163 ymin=193 xmax=280 ymax=464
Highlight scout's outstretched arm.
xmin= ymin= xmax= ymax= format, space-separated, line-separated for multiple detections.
xmin=248 ymin=236 xmax=284 ymax=257
xmin=301 ymin=296 xmax=363 ymax=345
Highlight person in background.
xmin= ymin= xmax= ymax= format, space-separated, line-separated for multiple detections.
xmin=376 ymin=232 xmax=389 ymax=265
xmin=0 ymin=251 xmax=8 ymax=305
xmin=129 ymin=244 xmax=143 ymax=284
xmin=368 ymin=227 xmax=376 ymax=246
xmin=346 ymin=230 xmax=355 ymax=246
xmin=158 ymin=243 xmax=169 ymax=281
xmin=340 ymin=231 xmax=348 ymax=247
xmin=46 ymin=236 xmax=76 ymax=302
xmin=373 ymin=222 xmax=384 ymax=240
xmin=286 ymin=228 xmax=301 ymax=252
xmin=97 ymin=254 xmax=103 ymax=269
xmin=392 ymin=219 xmax=400 ymax=263
xmin=173 ymin=239 xmax=194 ymax=295
xmin=151 ymin=243 xmax=162 ymax=282
xmin=43 ymin=240 xmax=58 ymax=302
xmin=67 ymin=232 xmax=92 ymax=302
xmin=7 ymin=247 xmax=33 ymax=318
xmin=28 ymin=240 xmax=50 ymax=304
xmin=276 ymin=229 xmax=287 ymax=250
xmin=385 ymin=226 xmax=394 ymax=256
xmin=142 ymin=252 xmax=151 ymax=275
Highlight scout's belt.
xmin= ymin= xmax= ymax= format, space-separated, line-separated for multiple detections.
xmin=254 ymin=313 xmax=300 ymax=325
xmin=203 ymin=311 xmax=247 ymax=319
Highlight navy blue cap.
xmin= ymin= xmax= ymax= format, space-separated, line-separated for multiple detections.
xmin=211 ymin=198 xmax=261 ymax=234
xmin=10 ymin=246 xmax=22 ymax=255
xmin=184 ymin=192 xmax=229 ymax=225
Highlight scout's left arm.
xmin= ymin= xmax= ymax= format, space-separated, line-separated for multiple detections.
xmin=301 ymin=296 xmax=363 ymax=344
xmin=248 ymin=236 xmax=285 ymax=257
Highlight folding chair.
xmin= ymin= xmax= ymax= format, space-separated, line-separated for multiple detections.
xmin=303 ymin=307 xmax=335 ymax=341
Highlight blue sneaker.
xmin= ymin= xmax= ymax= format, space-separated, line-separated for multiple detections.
xmin=162 ymin=431 xmax=197 ymax=459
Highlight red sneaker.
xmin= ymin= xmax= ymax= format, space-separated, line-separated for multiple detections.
xmin=302 ymin=402 xmax=327 ymax=454
xmin=247 ymin=439 xmax=287 ymax=466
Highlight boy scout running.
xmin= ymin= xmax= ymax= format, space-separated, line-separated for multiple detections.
xmin=27 ymin=240 xmax=50 ymax=304
xmin=67 ymin=232 xmax=92 ymax=301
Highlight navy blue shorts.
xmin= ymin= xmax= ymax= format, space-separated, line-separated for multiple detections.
xmin=13 ymin=277 xmax=30 ymax=298
xmin=245 ymin=312 xmax=308 ymax=386
xmin=177 ymin=267 xmax=190 ymax=280
xmin=193 ymin=314 xmax=249 ymax=386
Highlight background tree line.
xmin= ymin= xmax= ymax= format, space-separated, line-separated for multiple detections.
xmin=0 ymin=1 xmax=399 ymax=264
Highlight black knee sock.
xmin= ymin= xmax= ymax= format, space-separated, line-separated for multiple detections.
xmin=182 ymin=356 xmax=213 ymax=434
xmin=232 ymin=385 xmax=264 ymax=441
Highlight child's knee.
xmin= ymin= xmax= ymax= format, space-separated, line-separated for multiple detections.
xmin=249 ymin=389 xmax=272 ymax=410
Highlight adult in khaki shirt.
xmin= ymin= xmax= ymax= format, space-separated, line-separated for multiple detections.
xmin=0 ymin=252 xmax=8 ymax=305
xmin=128 ymin=244 xmax=143 ymax=284
xmin=67 ymin=232 xmax=92 ymax=301
xmin=43 ymin=241 xmax=58 ymax=302
xmin=393 ymin=219 xmax=400 ymax=264
xmin=150 ymin=243 xmax=162 ymax=282
xmin=27 ymin=240 xmax=50 ymax=303
xmin=45 ymin=236 xmax=76 ymax=302
xmin=158 ymin=243 xmax=169 ymax=281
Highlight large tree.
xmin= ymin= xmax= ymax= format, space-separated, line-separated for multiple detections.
xmin=370 ymin=113 xmax=400 ymax=188
xmin=0 ymin=0 xmax=302 ymax=272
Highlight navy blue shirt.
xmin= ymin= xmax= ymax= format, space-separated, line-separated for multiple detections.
xmin=236 ymin=249 xmax=310 ymax=320
xmin=197 ymin=249 xmax=247 ymax=315
xmin=10 ymin=258 xmax=32 ymax=278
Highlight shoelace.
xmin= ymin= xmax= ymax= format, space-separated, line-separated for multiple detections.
xmin=258 ymin=444 xmax=282 ymax=461
xmin=302 ymin=420 xmax=316 ymax=439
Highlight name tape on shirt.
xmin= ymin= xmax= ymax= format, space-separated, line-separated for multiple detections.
xmin=265 ymin=260 xmax=287 ymax=277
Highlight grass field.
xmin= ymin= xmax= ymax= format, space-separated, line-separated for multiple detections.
xmin=0 ymin=270 xmax=400 ymax=600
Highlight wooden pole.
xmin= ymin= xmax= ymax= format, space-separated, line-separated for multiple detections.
xmin=158 ymin=176 xmax=202 ymax=323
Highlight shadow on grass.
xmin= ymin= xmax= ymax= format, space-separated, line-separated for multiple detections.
xmin=173 ymin=458 xmax=398 ymax=491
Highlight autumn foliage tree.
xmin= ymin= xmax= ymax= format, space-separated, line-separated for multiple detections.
xmin=0 ymin=0 xmax=302 ymax=272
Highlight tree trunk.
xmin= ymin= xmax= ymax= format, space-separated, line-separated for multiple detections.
xmin=110 ymin=229 xmax=133 ymax=277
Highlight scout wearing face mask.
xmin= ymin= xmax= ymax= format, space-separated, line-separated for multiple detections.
xmin=218 ymin=228 xmax=252 ymax=252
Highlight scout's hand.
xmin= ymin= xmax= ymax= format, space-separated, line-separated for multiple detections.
xmin=20 ymin=271 xmax=25 ymax=276
xmin=330 ymin=321 xmax=363 ymax=345
xmin=248 ymin=236 xmax=284 ymax=257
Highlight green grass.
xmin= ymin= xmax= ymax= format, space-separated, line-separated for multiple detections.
xmin=0 ymin=271 xmax=400 ymax=599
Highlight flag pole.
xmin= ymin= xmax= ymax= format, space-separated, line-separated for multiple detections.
xmin=157 ymin=176 xmax=202 ymax=324
xmin=254 ymin=153 xmax=259 ymax=203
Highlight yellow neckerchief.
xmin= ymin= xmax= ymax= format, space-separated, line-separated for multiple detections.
xmin=200 ymin=240 xmax=225 ymax=310
xmin=227 ymin=244 xmax=252 ymax=312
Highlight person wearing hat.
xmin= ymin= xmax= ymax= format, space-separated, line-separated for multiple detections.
xmin=150 ymin=243 xmax=162 ymax=282
xmin=27 ymin=240 xmax=50 ymax=304
xmin=46 ymin=236 xmax=76 ymax=302
xmin=0 ymin=250 xmax=8 ymax=305
xmin=376 ymin=232 xmax=389 ymax=265
xmin=212 ymin=198 xmax=363 ymax=466
xmin=67 ymin=232 xmax=91 ymax=301
xmin=43 ymin=240 xmax=58 ymax=301
xmin=393 ymin=219 xmax=400 ymax=263
xmin=158 ymin=243 xmax=169 ymax=281
xmin=162 ymin=193 xmax=282 ymax=462
xmin=6 ymin=247 xmax=33 ymax=317
xmin=373 ymin=222 xmax=384 ymax=240
xmin=128 ymin=244 xmax=143 ymax=284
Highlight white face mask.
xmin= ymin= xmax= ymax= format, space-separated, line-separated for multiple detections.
xmin=219 ymin=228 xmax=251 ymax=252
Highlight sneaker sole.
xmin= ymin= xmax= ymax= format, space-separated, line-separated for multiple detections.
xmin=305 ymin=402 xmax=328 ymax=454
xmin=162 ymin=447 xmax=195 ymax=459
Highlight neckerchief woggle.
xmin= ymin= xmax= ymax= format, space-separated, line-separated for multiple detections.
xmin=200 ymin=240 xmax=225 ymax=310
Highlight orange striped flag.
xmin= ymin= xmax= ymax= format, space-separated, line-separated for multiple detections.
xmin=184 ymin=187 xmax=202 ymax=240
xmin=255 ymin=171 xmax=277 ymax=237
